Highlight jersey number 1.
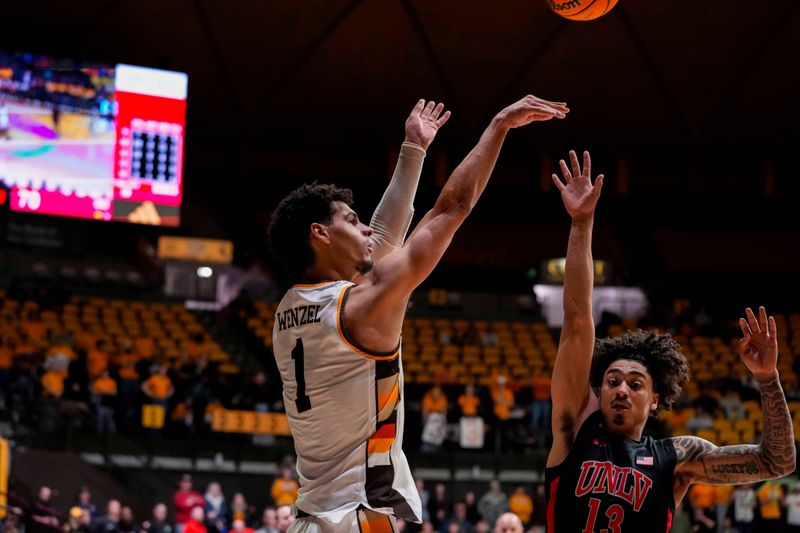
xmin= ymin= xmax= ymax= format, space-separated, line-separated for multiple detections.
xmin=582 ymin=498 xmax=623 ymax=533
xmin=292 ymin=338 xmax=312 ymax=412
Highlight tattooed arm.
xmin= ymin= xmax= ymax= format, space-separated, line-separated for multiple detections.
xmin=672 ymin=307 xmax=796 ymax=501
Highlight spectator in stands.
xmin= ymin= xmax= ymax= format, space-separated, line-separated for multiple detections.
xmin=421 ymin=385 xmax=448 ymax=452
xmin=270 ymin=468 xmax=299 ymax=507
xmin=92 ymin=499 xmax=121 ymax=533
xmin=691 ymin=505 xmax=716 ymax=533
xmin=40 ymin=367 xmax=65 ymax=399
xmin=725 ymin=483 xmax=755 ymax=532
xmin=473 ymin=521 xmax=490 ymax=533
xmin=463 ymin=491 xmax=481 ymax=526
xmin=73 ymin=487 xmax=96 ymax=523
xmin=478 ymin=481 xmax=509 ymax=529
xmin=670 ymin=501 xmax=692 ymax=533
xmin=719 ymin=387 xmax=746 ymax=421
xmin=119 ymin=507 xmax=138 ymax=533
xmin=443 ymin=501 xmax=472 ymax=533
xmin=529 ymin=370 xmax=551 ymax=435
xmin=458 ymin=384 xmax=480 ymax=417
xmin=182 ymin=508 xmax=206 ymax=533
xmin=87 ymin=340 xmax=110 ymax=380
xmin=757 ymin=479 xmax=784 ymax=530
xmin=253 ymin=508 xmax=277 ymax=533
xmin=427 ymin=483 xmax=451 ymax=529
xmin=507 ymin=486 xmax=532 ymax=527
xmin=415 ymin=479 xmax=430 ymax=523
xmin=141 ymin=503 xmax=174 ymax=533
xmin=784 ymin=483 xmax=800 ymax=532
xmin=114 ymin=341 xmax=140 ymax=426
xmin=65 ymin=507 xmax=90 ymax=533
xmin=687 ymin=404 xmax=714 ymax=433
xmin=714 ymin=484 xmax=734 ymax=532
xmin=173 ymin=475 xmax=204 ymax=533
xmin=142 ymin=364 xmax=174 ymax=409
xmin=491 ymin=376 xmax=514 ymax=451
xmin=274 ymin=506 xmax=293 ymax=533
xmin=228 ymin=493 xmax=253 ymax=526
xmin=45 ymin=335 xmax=76 ymax=372
xmin=422 ymin=385 xmax=448 ymax=420
xmin=528 ymin=484 xmax=546 ymax=533
xmin=492 ymin=513 xmax=522 ymax=533
xmin=30 ymin=486 xmax=60 ymax=533
xmin=90 ymin=371 xmax=117 ymax=433
xmin=230 ymin=520 xmax=252 ymax=533
xmin=203 ymin=482 xmax=228 ymax=533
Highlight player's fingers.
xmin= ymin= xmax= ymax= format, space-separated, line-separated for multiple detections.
xmin=424 ymin=100 xmax=436 ymax=116
xmin=559 ymin=159 xmax=572 ymax=182
xmin=583 ymin=151 xmax=591 ymax=178
xmin=758 ymin=306 xmax=768 ymax=333
xmin=435 ymin=110 xmax=452 ymax=127
xmin=745 ymin=307 xmax=760 ymax=333
xmin=768 ymin=315 xmax=777 ymax=340
xmin=551 ymin=173 xmax=566 ymax=192
xmin=593 ymin=174 xmax=604 ymax=194
xmin=412 ymin=99 xmax=425 ymax=115
xmin=431 ymin=102 xmax=445 ymax=120
xmin=739 ymin=318 xmax=752 ymax=339
xmin=569 ymin=150 xmax=581 ymax=177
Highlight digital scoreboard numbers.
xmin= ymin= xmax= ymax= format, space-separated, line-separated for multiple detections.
xmin=113 ymin=64 xmax=187 ymax=226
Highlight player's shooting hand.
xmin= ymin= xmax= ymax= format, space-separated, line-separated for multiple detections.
xmin=739 ymin=306 xmax=779 ymax=380
xmin=404 ymin=99 xmax=451 ymax=150
xmin=497 ymin=94 xmax=568 ymax=129
xmin=551 ymin=150 xmax=603 ymax=222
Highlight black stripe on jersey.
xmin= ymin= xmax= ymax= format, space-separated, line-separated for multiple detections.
xmin=375 ymin=357 xmax=400 ymax=379
xmin=339 ymin=286 xmax=400 ymax=358
xmin=365 ymin=462 xmax=417 ymax=521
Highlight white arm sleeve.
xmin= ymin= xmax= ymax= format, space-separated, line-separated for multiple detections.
xmin=368 ymin=142 xmax=426 ymax=260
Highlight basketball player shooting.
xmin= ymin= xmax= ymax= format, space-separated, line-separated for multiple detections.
xmin=268 ymin=94 xmax=568 ymax=532
xmin=546 ymin=150 xmax=796 ymax=531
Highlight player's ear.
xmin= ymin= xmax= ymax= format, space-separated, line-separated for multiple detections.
xmin=309 ymin=222 xmax=330 ymax=244
xmin=650 ymin=393 xmax=659 ymax=413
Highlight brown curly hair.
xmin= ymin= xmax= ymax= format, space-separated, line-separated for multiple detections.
xmin=590 ymin=329 xmax=689 ymax=414
xmin=267 ymin=182 xmax=354 ymax=285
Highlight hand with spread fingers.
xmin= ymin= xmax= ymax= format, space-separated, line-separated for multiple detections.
xmin=739 ymin=306 xmax=779 ymax=379
xmin=404 ymin=99 xmax=451 ymax=150
xmin=497 ymin=94 xmax=569 ymax=129
xmin=552 ymin=150 xmax=604 ymax=222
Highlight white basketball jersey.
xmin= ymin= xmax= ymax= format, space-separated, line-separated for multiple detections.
xmin=272 ymin=280 xmax=421 ymax=524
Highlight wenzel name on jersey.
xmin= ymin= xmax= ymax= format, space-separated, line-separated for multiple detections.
xmin=276 ymin=304 xmax=323 ymax=331
xmin=576 ymin=460 xmax=654 ymax=512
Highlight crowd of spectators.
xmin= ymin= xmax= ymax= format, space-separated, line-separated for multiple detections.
xmin=0 ymin=290 xmax=282 ymax=442
xmin=0 ymin=474 xmax=296 ymax=533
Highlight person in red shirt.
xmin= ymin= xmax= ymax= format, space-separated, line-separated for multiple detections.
xmin=183 ymin=507 xmax=207 ymax=533
xmin=174 ymin=474 xmax=205 ymax=532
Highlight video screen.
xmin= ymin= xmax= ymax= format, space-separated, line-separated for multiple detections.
xmin=0 ymin=51 xmax=187 ymax=226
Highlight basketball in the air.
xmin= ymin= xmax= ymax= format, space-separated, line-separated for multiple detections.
xmin=547 ymin=0 xmax=619 ymax=21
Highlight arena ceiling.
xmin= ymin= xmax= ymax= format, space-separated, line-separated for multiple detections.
xmin=5 ymin=0 xmax=799 ymax=147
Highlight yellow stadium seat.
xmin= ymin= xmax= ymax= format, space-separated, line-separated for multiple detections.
xmin=696 ymin=428 xmax=718 ymax=443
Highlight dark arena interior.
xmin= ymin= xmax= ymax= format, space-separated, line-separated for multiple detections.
xmin=1 ymin=1 xmax=800 ymax=532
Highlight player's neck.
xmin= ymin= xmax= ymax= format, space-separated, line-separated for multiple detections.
xmin=304 ymin=262 xmax=354 ymax=284
xmin=606 ymin=420 xmax=646 ymax=442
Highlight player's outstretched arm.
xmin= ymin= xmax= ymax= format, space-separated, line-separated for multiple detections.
xmin=346 ymin=95 xmax=568 ymax=353
xmin=368 ymin=100 xmax=451 ymax=262
xmin=672 ymin=307 xmax=795 ymax=495
xmin=547 ymin=150 xmax=604 ymax=468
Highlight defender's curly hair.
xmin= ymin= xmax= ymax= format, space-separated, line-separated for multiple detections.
xmin=590 ymin=329 xmax=689 ymax=414
xmin=267 ymin=183 xmax=353 ymax=285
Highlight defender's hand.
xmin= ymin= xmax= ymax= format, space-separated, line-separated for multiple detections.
xmin=739 ymin=306 xmax=779 ymax=380
xmin=552 ymin=150 xmax=603 ymax=221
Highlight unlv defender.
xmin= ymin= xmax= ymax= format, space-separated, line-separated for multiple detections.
xmin=546 ymin=150 xmax=796 ymax=532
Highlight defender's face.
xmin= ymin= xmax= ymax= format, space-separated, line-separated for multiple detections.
xmin=325 ymin=201 xmax=374 ymax=276
xmin=598 ymin=359 xmax=659 ymax=437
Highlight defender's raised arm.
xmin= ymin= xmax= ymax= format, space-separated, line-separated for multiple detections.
xmin=547 ymin=150 xmax=604 ymax=468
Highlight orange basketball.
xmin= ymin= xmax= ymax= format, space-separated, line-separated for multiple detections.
xmin=547 ymin=0 xmax=619 ymax=21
